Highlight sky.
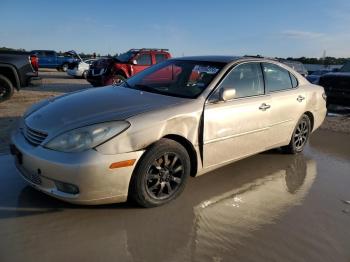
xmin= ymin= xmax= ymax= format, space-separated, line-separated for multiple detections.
xmin=1 ymin=0 xmax=350 ymax=58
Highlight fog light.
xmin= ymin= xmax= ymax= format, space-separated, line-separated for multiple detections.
xmin=55 ymin=181 xmax=79 ymax=194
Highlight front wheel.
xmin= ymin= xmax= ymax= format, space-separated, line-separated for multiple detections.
xmin=108 ymin=74 xmax=126 ymax=85
xmin=61 ymin=63 xmax=69 ymax=72
xmin=282 ymin=114 xmax=311 ymax=154
xmin=129 ymin=139 xmax=190 ymax=207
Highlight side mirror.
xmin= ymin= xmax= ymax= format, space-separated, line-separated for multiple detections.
xmin=219 ymin=88 xmax=236 ymax=101
xmin=131 ymin=60 xmax=138 ymax=65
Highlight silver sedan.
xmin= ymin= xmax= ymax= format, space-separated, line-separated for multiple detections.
xmin=10 ymin=56 xmax=327 ymax=207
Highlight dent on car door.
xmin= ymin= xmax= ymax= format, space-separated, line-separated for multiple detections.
xmin=262 ymin=63 xmax=306 ymax=147
xmin=203 ymin=62 xmax=271 ymax=168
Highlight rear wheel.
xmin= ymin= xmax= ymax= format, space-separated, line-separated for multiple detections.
xmin=0 ymin=75 xmax=15 ymax=103
xmin=129 ymin=138 xmax=190 ymax=207
xmin=282 ymin=114 xmax=311 ymax=154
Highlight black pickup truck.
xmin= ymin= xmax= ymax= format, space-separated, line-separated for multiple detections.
xmin=318 ymin=61 xmax=350 ymax=107
xmin=0 ymin=51 xmax=39 ymax=102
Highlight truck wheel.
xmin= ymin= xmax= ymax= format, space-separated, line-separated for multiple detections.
xmin=0 ymin=75 xmax=15 ymax=102
xmin=62 ymin=63 xmax=69 ymax=72
xmin=109 ymin=74 xmax=126 ymax=85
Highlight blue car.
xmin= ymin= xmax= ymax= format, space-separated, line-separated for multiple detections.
xmin=30 ymin=50 xmax=78 ymax=71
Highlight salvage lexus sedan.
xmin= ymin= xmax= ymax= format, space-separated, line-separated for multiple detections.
xmin=10 ymin=56 xmax=327 ymax=207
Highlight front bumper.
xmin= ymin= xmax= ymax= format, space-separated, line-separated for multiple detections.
xmin=11 ymin=129 xmax=144 ymax=205
xmin=67 ymin=68 xmax=83 ymax=77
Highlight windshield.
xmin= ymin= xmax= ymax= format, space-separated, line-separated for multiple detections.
xmin=114 ymin=51 xmax=135 ymax=62
xmin=340 ymin=61 xmax=350 ymax=72
xmin=123 ymin=60 xmax=225 ymax=98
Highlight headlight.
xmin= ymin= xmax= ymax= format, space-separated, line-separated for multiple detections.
xmin=44 ymin=121 xmax=130 ymax=152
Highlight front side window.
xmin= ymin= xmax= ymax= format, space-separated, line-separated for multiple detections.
xmin=136 ymin=54 xmax=152 ymax=66
xmin=215 ymin=62 xmax=264 ymax=99
xmin=263 ymin=63 xmax=293 ymax=92
xmin=124 ymin=60 xmax=224 ymax=98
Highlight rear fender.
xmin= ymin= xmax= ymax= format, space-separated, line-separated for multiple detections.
xmin=0 ymin=63 xmax=20 ymax=90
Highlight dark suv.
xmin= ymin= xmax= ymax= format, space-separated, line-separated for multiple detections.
xmin=86 ymin=48 xmax=171 ymax=87
xmin=318 ymin=61 xmax=350 ymax=107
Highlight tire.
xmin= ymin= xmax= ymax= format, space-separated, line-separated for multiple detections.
xmin=61 ymin=63 xmax=68 ymax=72
xmin=82 ymin=70 xmax=88 ymax=79
xmin=129 ymin=138 xmax=191 ymax=208
xmin=0 ymin=75 xmax=15 ymax=103
xmin=282 ymin=114 xmax=311 ymax=154
xmin=109 ymin=74 xmax=126 ymax=85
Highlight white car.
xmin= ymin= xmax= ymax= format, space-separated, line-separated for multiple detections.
xmin=67 ymin=59 xmax=96 ymax=79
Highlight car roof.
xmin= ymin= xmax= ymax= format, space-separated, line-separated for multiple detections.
xmin=174 ymin=56 xmax=241 ymax=63
xmin=172 ymin=55 xmax=284 ymax=65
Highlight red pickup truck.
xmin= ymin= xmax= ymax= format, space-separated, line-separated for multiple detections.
xmin=86 ymin=48 xmax=171 ymax=87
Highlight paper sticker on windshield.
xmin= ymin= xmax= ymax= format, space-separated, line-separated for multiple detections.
xmin=193 ymin=65 xmax=220 ymax=74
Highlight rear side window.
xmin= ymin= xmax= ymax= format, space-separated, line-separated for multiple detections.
xmin=218 ymin=62 xmax=264 ymax=99
xmin=263 ymin=63 xmax=293 ymax=92
xmin=136 ymin=54 xmax=152 ymax=65
xmin=155 ymin=54 xmax=167 ymax=63
xmin=290 ymin=73 xmax=298 ymax=88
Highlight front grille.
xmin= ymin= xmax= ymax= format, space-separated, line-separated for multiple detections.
xmin=24 ymin=125 xmax=48 ymax=146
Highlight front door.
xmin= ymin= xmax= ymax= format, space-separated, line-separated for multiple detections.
xmin=133 ymin=53 xmax=152 ymax=75
xmin=203 ymin=62 xmax=271 ymax=168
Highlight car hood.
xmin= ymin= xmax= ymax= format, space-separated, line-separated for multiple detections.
xmin=25 ymin=86 xmax=187 ymax=134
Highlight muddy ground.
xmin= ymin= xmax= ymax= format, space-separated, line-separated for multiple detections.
xmin=0 ymin=70 xmax=350 ymax=262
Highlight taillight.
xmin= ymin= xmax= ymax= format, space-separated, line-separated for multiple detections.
xmin=30 ymin=55 xmax=39 ymax=72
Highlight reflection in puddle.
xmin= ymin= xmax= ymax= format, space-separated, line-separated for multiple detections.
xmin=1 ymin=155 xmax=319 ymax=262
xmin=192 ymin=157 xmax=316 ymax=261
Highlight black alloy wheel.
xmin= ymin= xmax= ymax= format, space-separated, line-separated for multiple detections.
xmin=282 ymin=114 xmax=311 ymax=154
xmin=129 ymin=138 xmax=190 ymax=207
xmin=145 ymin=152 xmax=184 ymax=200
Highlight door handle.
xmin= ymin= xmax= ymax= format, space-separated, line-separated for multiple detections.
xmin=297 ymin=95 xmax=305 ymax=102
xmin=259 ymin=103 xmax=271 ymax=111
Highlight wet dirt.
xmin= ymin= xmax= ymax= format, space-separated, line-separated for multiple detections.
xmin=0 ymin=129 xmax=349 ymax=262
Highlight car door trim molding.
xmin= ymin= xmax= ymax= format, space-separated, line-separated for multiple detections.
xmin=204 ymin=126 xmax=269 ymax=145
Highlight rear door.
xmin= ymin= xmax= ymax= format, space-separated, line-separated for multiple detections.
xmin=154 ymin=53 xmax=168 ymax=64
xmin=203 ymin=62 xmax=271 ymax=168
xmin=262 ymin=63 xmax=306 ymax=147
